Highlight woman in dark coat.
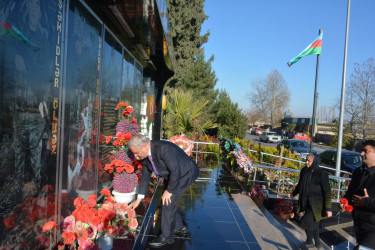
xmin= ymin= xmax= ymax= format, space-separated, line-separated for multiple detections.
xmin=289 ymin=153 xmax=332 ymax=249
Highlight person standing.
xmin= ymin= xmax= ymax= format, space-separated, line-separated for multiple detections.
xmin=340 ymin=140 xmax=375 ymax=249
xmin=289 ymin=153 xmax=332 ymax=249
xmin=128 ymin=134 xmax=200 ymax=247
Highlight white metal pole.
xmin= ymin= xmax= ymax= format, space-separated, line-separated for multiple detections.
xmin=336 ymin=0 xmax=351 ymax=176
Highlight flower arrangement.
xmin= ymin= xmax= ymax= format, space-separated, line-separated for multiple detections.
xmin=248 ymin=185 xmax=269 ymax=200
xmin=42 ymin=189 xmax=139 ymax=249
xmin=221 ymin=138 xmax=253 ymax=174
xmin=104 ymin=102 xmax=142 ymax=194
xmin=169 ymin=134 xmax=194 ymax=156
xmin=2 ymin=184 xmax=75 ymax=249
xmin=274 ymin=198 xmax=294 ymax=215
xmin=340 ymin=198 xmax=353 ymax=212
xmin=113 ymin=172 xmax=138 ymax=193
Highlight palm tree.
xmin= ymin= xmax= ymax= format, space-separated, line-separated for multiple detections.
xmin=162 ymin=89 xmax=217 ymax=140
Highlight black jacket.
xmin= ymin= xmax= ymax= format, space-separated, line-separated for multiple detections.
xmin=344 ymin=164 xmax=375 ymax=248
xmin=138 ymin=140 xmax=200 ymax=196
xmin=293 ymin=158 xmax=332 ymax=222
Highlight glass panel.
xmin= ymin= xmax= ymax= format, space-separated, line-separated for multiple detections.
xmin=123 ymin=49 xmax=135 ymax=104
xmin=133 ymin=61 xmax=143 ymax=120
xmin=62 ymin=0 xmax=102 ymax=200
xmin=98 ymin=29 xmax=123 ymax=189
xmin=0 ymin=0 xmax=60 ymax=248
xmin=140 ymin=77 xmax=155 ymax=137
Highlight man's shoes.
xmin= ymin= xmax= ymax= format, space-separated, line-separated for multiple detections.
xmin=315 ymin=243 xmax=324 ymax=250
xmin=149 ymin=235 xmax=174 ymax=247
xmin=300 ymin=242 xmax=314 ymax=249
xmin=174 ymin=226 xmax=188 ymax=236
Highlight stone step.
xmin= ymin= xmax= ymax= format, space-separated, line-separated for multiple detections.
xmin=233 ymin=193 xmax=332 ymax=250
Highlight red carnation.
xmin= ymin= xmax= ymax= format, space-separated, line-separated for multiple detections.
xmin=42 ymin=221 xmax=57 ymax=232
xmin=105 ymin=136 xmax=113 ymax=144
xmin=340 ymin=198 xmax=349 ymax=206
xmin=62 ymin=231 xmax=76 ymax=245
xmin=3 ymin=218 xmax=16 ymax=229
xmin=345 ymin=205 xmax=353 ymax=212
xmin=100 ymin=189 xmax=111 ymax=196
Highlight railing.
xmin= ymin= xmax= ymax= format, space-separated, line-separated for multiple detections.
xmin=191 ymin=141 xmax=220 ymax=165
xmin=242 ymin=147 xmax=352 ymax=176
xmin=188 ymin=141 xmax=351 ymax=202
xmin=247 ymin=164 xmax=350 ymax=202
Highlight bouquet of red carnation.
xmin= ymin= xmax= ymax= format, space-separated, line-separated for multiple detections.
xmin=340 ymin=198 xmax=353 ymax=212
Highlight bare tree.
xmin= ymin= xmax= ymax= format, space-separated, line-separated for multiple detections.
xmin=245 ymin=108 xmax=264 ymax=126
xmin=345 ymin=58 xmax=375 ymax=140
xmin=248 ymin=69 xmax=290 ymax=128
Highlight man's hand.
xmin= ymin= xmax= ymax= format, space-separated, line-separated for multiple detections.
xmin=129 ymin=198 xmax=142 ymax=210
xmin=339 ymin=203 xmax=346 ymax=212
xmin=162 ymin=190 xmax=172 ymax=206
xmin=352 ymin=188 xmax=369 ymax=207
xmin=326 ymin=211 xmax=332 ymax=217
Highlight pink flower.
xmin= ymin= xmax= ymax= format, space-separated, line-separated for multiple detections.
xmin=97 ymin=223 xmax=103 ymax=232
xmin=128 ymin=218 xmax=138 ymax=229
xmin=63 ymin=215 xmax=75 ymax=232
xmin=127 ymin=209 xmax=136 ymax=219
xmin=100 ymin=203 xmax=115 ymax=211
xmin=75 ymin=221 xmax=84 ymax=231
xmin=78 ymin=239 xmax=95 ymax=249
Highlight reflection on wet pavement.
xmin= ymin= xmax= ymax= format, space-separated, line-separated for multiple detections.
xmin=142 ymin=164 xmax=260 ymax=250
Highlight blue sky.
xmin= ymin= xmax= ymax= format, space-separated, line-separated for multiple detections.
xmin=202 ymin=0 xmax=375 ymax=118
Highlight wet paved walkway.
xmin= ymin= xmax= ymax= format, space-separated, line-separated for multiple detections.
xmin=144 ymin=164 xmax=261 ymax=249
xmin=140 ymin=163 xmax=356 ymax=250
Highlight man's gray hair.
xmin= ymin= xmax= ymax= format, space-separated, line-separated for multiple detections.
xmin=128 ymin=133 xmax=150 ymax=148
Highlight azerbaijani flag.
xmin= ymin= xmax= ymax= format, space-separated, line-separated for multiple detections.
xmin=2 ymin=21 xmax=39 ymax=51
xmin=287 ymin=33 xmax=323 ymax=67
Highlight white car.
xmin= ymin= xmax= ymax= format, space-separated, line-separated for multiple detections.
xmin=259 ymin=131 xmax=281 ymax=143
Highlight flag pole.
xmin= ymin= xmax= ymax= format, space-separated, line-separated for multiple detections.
xmin=310 ymin=29 xmax=323 ymax=152
xmin=336 ymin=0 xmax=351 ymax=176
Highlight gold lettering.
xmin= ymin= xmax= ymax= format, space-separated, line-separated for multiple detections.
xmin=56 ymin=45 xmax=60 ymax=56
xmin=56 ymin=20 xmax=62 ymax=32
xmin=53 ymin=110 xmax=58 ymax=120
xmin=52 ymin=134 xmax=57 ymax=144
xmin=52 ymin=123 xmax=58 ymax=133
xmin=55 ymin=66 xmax=59 ymax=77
xmin=51 ymin=145 xmax=57 ymax=155
xmin=53 ymin=98 xmax=58 ymax=109
xmin=57 ymin=11 xmax=62 ymax=22
xmin=54 ymin=77 xmax=59 ymax=87
xmin=55 ymin=57 xmax=60 ymax=68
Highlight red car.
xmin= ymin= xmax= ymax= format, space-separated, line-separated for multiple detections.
xmin=255 ymin=129 xmax=264 ymax=135
xmin=293 ymin=133 xmax=311 ymax=142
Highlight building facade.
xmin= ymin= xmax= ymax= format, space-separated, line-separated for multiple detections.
xmin=0 ymin=0 xmax=173 ymax=248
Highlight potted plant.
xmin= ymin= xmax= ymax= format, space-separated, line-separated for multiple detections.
xmin=105 ymin=102 xmax=142 ymax=204
xmin=248 ymin=185 xmax=269 ymax=208
xmin=75 ymin=168 xmax=97 ymax=201
xmin=274 ymin=198 xmax=294 ymax=221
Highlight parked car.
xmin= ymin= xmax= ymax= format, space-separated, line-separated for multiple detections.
xmin=255 ymin=129 xmax=264 ymax=135
xmin=259 ymin=131 xmax=281 ymax=143
xmin=319 ymin=150 xmax=362 ymax=174
xmin=277 ymin=139 xmax=316 ymax=159
xmin=250 ymin=128 xmax=258 ymax=135
xmin=289 ymin=132 xmax=311 ymax=142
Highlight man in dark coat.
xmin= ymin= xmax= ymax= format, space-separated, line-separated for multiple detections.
xmin=128 ymin=134 xmax=200 ymax=247
xmin=340 ymin=140 xmax=375 ymax=249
